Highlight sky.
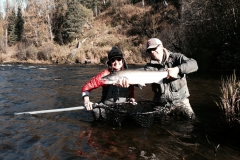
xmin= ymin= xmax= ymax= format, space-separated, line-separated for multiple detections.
xmin=0 ymin=0 xmax=4 ymax=12
xmin=0 ymin=0 xmax=26 ymax=17
xmin=0 ymin=0 xmax=7 ymax=17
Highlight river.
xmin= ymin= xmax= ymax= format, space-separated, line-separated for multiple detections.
xmin=0 ymin=64 xmax=239 ymax=160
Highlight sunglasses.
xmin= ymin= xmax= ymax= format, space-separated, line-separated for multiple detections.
xmin=110 ymin=57 xmax=122 ymax=63
xmin=147 ymin=45 xmax=159 ymax=53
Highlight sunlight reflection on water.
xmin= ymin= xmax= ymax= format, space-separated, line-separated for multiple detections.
xmin=0 ymin=64 xmax=240 ymax=159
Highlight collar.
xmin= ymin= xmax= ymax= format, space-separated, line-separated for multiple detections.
xmin=163 ymin=48 xmax=170 ymax=62
xmin=150 ymin=48 xmax=170 ymax=64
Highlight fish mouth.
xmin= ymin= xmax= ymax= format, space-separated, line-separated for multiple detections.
xmin=101 ymin=79 xmax=112 ymax=84
xmin=101 ymin=79 xmax=107 ymax=83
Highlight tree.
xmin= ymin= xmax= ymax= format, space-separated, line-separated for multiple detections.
xmin=15 ymin=6 xmax=24 ymax=42
xmin=52 ymin=0 xmax=67 ymax=45
xmin=179 ymin=0 xmax=240 ymax=69
xmin=23 ymin=0 xmax=52 ymax=46
xmin=62 ymin=0 xmax=92 ymax=44
xmin=38 ymin=0 xmax=55 ymax=42
xmin=0 ymin=12 xmax=5 ymax=54
xmin=4 ymin=0 xmax=10 ymax=51
xmin=7 ymin=9 xmax=17 ymax=46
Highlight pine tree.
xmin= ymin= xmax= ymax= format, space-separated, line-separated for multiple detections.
xmin=7 ymin=9 xmax=17 ymax=46
xmin=52 ymin=0 xmax=67 ymax=45
xmin=62 ymin=0 xmax=91 ymax=44
xmin=15 ymin=7 xmax=24 ymax=42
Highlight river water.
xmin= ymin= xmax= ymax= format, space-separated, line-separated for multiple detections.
xmin=0 ymin=64 xmax=240 ymax=160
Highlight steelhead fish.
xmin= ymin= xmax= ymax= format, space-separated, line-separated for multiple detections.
xmin=102 ymin=69 xmax=168 ymax=88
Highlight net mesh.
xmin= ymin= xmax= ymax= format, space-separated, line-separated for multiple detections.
xmin=93 ymin=101 xmax=166 ymax=127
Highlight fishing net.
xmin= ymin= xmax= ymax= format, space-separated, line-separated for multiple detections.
xmin=93 ymin=101 xmax=169 ymax=127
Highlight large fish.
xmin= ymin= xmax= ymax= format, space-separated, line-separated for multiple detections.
xmin=102 ymin=69 xmax=168 ymax=88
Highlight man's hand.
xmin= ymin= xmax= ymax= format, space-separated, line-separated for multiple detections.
xmin=167 ymin=67 xmax=179 ymax=79
xmin=114 ymin=77 xmax=130 ymax=88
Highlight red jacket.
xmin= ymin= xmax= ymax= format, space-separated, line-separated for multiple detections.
xmin=81 ymin=69 xmax=134 ymax=100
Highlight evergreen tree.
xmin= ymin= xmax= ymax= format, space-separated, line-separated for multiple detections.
xmin=62 ymin=0 xmax=91 ymax=44
xmin=7 ymin=9 xmax=17 ymax=46
xmin=15 ymin=7 xmax=24 ymax=42
xmin=52 ymin=0 xmax=67 ymax=45
xmin=80 ymin=0 xmax=107 ymax=17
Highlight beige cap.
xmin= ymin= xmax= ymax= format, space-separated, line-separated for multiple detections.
xmin=146 ymin=38 xmax=162 ymax=49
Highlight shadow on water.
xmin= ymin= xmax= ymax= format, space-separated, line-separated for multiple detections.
xmin=0 ymin=64 xmax=240 ymax=159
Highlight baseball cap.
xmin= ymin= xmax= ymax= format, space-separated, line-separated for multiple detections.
xmin=146 ymin=38 xmax=162 ymax=49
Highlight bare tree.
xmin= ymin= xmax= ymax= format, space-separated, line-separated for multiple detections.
xmin=4 ymin=0 xmax=10 ymax=52
xmin=23 ymin=0 xmax=54 ymax=45
xmin=39 ymin=0 xmax=54 ymax=42
xmin=103 ymin=0 xmax=106 ymax=6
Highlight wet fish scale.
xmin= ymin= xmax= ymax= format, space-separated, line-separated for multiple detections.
xmin=102 ymin=69 xmax=168 ymax=88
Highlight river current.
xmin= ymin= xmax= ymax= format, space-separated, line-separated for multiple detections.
xmin=0 ymin=64 xmax=240 ymax=160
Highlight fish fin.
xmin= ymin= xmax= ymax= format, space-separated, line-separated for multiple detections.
xmin=138 ymin=84 xmax=146 ymax=89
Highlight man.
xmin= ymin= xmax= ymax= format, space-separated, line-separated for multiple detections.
xmin=120 ymin=38 xmax=198 ymax=119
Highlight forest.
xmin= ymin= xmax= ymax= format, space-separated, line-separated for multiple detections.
xmin=0 ymin=0 xmax=240 ymax=70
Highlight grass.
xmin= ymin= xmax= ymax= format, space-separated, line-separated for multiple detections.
xmin=214 ymin=70 xmax=240 ymax=129
xmin=0 ymin=4 xmax=151 ymax=65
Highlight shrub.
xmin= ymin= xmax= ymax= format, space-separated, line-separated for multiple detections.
xmin=16 ymin=51 xmax=27 ymax=61
xmin=214 ymin=70 xmax=240 ymax=129
xmin=26 ymin=45 xmax=38 ymax=60
xmin=37 ymin=45 xmax=54 ymax=61
xmin=77 ymin=50 xmax=87 ymax=64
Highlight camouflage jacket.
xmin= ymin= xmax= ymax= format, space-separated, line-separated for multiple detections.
xmin=144 ymin=49 xmax=198 ymax=105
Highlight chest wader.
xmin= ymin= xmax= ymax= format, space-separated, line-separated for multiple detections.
xmin=153 ymin=81 xmax=194 ymax=119
xmin=93 ymin=85 xmax=130 ymax=120
xmin=104 ymin=85 xmax=130 ymax=105
xmin=148 ymin=57 xmax=195 ymax=119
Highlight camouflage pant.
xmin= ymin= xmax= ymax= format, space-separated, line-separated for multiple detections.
xmin=156 ymin=98 xmax=195 ymax=119
xmin=157 ymin=98 xmax=195 ymax=120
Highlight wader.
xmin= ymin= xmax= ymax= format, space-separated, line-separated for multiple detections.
xmin=93 ymin=85 xmax=130 ymax=120
xmin=145 ymin=51 xmax=197 ymax=120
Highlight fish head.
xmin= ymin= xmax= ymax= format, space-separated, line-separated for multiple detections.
xmin=101 ymin=73 xmax=119 ymax=84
